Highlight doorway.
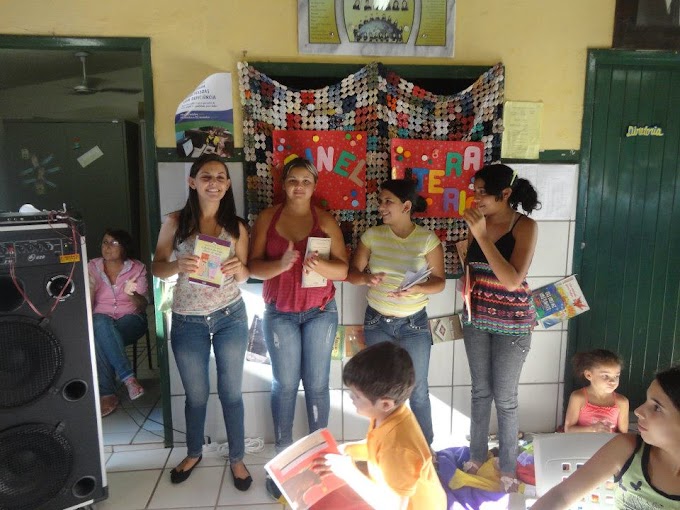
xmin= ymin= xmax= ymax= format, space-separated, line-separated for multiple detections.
xmin=569 ymin=49 xmax=680 ymax=408
xmin=0 ymin=35 xmax=168 ymax=445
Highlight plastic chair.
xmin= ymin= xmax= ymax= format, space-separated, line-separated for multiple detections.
xmin=533 ymin=432 xmax=616 ymax=508
xmin=132 ymin=326 xmax=153 ymax=373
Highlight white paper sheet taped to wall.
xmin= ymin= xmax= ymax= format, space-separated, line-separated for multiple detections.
xmin=513 ymin=164 xmax=578 ymax=221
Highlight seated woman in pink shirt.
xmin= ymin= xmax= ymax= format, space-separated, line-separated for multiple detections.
xmin=88 ymin=228 xmax=148 ymax=417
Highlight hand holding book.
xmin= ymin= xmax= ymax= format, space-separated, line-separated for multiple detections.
xmin=396 ymin=266 xmax=432 ymax=292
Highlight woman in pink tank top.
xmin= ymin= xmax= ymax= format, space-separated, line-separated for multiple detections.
xmin=564 ymin=349 xmax=629 ymax=433
xmin=248 ymin=157 xmax=348 ymax=501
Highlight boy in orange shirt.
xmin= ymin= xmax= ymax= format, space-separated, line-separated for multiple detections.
xmin=317 ymin=342 xmax=446 ymax=509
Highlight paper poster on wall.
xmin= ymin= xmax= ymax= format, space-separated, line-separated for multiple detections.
xmin=500 ymin=101 xmax=543 ymax=160
xmin=390 ymin=139 xmax=483 ymax=217
xmin=298 ymin=0 xmax=455 ymax=57
xmin=272 ymin=130 xmax=367 ymax=210
xmin=513 ymin=164 xmax=577 ymax=221
xmin=175 ymin=73 xmax=234 ymax=158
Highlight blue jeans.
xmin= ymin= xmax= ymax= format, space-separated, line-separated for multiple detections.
xmin=363 ymin=305 xmax=434 ymax=445
xmin=463 ymin=325 xmax=531 ymax=475
xmin=263 ymin=299 xmax=338 ymax=452
xmin=171 ymin=298 xmax=248 ymax=462
xmin=93 ymin=312 xmax=147 ymax=396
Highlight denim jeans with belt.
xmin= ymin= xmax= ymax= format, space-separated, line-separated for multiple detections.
xmin=93 ymin=312 xmax=147 ymax=396
xmin=363 ymin=305 xmax=434 ymax=445
xmin=463 ymin=325 xmax=531 ymax=475
xmin=171 ymin=298 xmax=248 ymax=462
xmin=263 ymin=299 xmax=338 ymax=452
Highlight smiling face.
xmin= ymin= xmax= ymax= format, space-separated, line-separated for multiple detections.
xmin=472 ymin=178 xmax=510 ymax=216
xmin=283 ymin=165 xmax=316 ymax=202
xmin=584 ymin=363 xmax=622 ymax=395
xmin=189 ymin=160 xmax=230 ymax=203
xmin=634 ymin=379 xmax=680 ymax=448
xmin=377 ymin=189 xmax=410 ymax=225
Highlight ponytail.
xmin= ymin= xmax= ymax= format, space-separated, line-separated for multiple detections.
xmin=509 ymin=178 xmax=541 ymax=214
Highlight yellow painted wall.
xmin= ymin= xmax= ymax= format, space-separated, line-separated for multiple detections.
xmin=0 ymin=0 xmax=615 ymax=150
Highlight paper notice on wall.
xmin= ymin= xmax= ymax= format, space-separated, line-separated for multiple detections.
xmin=77 ymin=146 xmax=104 ymax=168
xmin=175 ymin=73 xmax=234 ymax=158
xmin=513 ymin=164 xmax=578 ymax=220
xmin=501 ymin=101 xmax=543 ymax=160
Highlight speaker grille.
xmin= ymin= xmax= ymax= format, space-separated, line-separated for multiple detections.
xmin=0 ymin=423 xmax=74 ymax=510
xmin=0 ymin=317 xmax=63 ymax=408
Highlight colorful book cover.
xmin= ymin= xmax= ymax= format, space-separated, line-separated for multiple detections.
xmin=264 ymin=428 xmax=369 ymax=510
xmin=301 ymin=236 xmax=332 ymax=288
xmin=188 ymin=234 xmax=231 ymax=288
xmin=532 ymin=275 xmax=590 ymax=328
xmin=343 ymin=325 xmax=366 ymax=357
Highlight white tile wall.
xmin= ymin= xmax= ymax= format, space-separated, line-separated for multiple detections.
xmin=166 ymin=215 xmax=576 ymax=446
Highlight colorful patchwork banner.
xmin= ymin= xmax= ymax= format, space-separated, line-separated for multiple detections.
xmin=272 ymin=130 xmax=367 ymax=210
xmin=238 ymin=61 xmax=505 ymax=276
xmin=390 ymin=139 xmax=484 ymax=218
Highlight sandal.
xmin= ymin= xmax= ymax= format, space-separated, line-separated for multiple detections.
xmin=124 ymin=377 xmax=145 ymax=400
xmin=100 ymin=395 xmax=119 ymax=417
xmin=500 ymin=475 xmax=520 ymax=493
xmin=462 ymin=459 xmax=481 ymax=474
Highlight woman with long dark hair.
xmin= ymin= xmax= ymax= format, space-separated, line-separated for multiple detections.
xmin=461 ymin=163 xmax=540 ymax=492
xmin=347 ymin=178 xmax=445 ymax=446
xmin=152 ymin=154 xmax=252 ymax=490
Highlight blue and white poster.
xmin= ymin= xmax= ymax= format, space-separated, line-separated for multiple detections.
xmin=175 ymin=73 xmax=234 ymax=158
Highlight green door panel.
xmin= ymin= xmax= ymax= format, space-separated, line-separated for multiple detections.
xmin=570 ymin=50 xmax=680 ymax=408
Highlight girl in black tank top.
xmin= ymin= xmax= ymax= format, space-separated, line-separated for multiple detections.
xmin=460 ymin=164 xmax=541 ymax=489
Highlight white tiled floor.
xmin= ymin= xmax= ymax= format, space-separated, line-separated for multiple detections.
xmin=95 ymin=321 xmax=529 ymax=509
xmin=100 ymin=388 xmax=527 ymax=509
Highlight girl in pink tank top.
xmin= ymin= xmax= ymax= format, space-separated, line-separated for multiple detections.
xmin=564 ymin=349 xmax=629 ymax=433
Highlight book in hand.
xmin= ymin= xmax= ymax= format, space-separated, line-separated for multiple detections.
xmin=188 ymin=234 xmax=231 ymax=288
xmin=301 ymin=236 xmax=332 ymax=288
xmin=398 ymin=266 xmax=432 ymax=291
xmin=532 ymin=275 xmax=590 ymax=328
xmin=264 ymin=428 xmax=370 ymax=510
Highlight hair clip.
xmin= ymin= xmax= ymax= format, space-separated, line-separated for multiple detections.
xmin=510 ymin=169 xmax=518 ymax=186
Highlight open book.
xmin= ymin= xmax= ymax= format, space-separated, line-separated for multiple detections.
xmin=531 ymin=275 xmax=590 ymax=328
xmin=301 ymin=237 xmax=332 ymax=288
xmin=398 ymin=266 xmax=431 ymax=291
xmin=188 ymin=234 xmax=231 ymax=288
xmin=265 ymin=428 xmax=370 ymax=510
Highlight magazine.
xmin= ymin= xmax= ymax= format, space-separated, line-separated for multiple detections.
xmin=301 ymin=237 xmax=332 ymax=288
xmin=264 ymin=428 xmax=369 ymax=510
xmin=532 ymin=275 xmax=590 ymax=328
xmin=188 ymin=234 xmax=231 ymax=288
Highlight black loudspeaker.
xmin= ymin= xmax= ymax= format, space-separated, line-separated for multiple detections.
xmin=0 ymin=214 xmax=107 ymax=510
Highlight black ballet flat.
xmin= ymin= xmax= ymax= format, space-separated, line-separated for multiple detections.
xmin=231 ymin=464 xmax=253 ymax=491
xmin=170 ymin=455 xmax=202 ymax=484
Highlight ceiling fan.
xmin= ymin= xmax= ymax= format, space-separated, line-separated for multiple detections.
xmin=71 ymin=51 xmax=142 ymax=95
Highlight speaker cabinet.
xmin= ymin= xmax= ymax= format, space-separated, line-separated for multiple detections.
xmin=0 ymin=215 xmax=107 ymax=510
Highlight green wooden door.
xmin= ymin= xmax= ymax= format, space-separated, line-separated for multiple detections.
xmin=569 ymin=50 xmax=680 ymax=408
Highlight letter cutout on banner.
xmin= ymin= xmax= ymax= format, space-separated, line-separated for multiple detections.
xmin=390 ymin=139 xmax=484 ymax=218
xmin=272 ymin=130 xmax=367 ymax=210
